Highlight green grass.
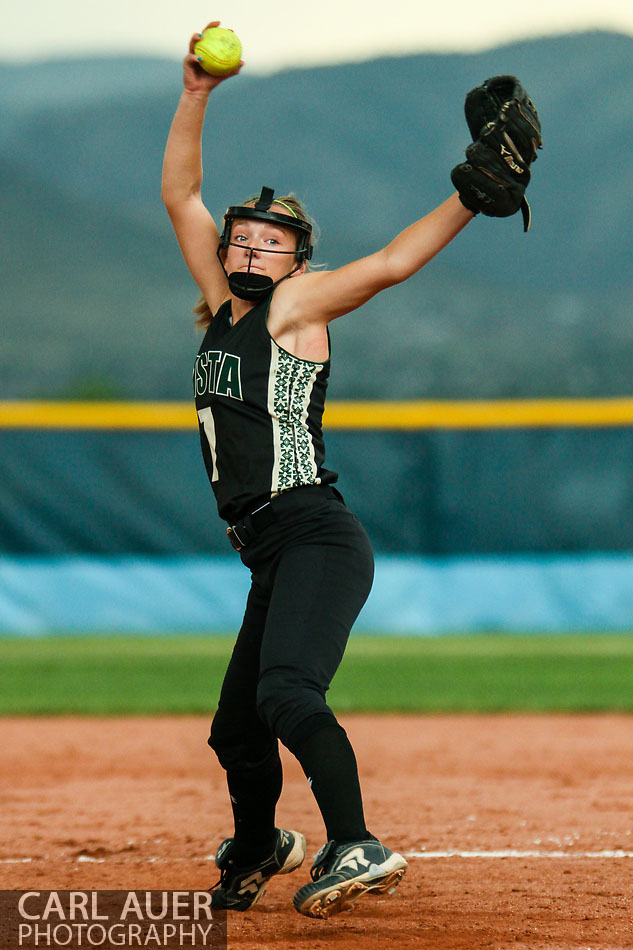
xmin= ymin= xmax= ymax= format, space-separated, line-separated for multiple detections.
xmin=1 ymin=634 xmax=632 ymax=715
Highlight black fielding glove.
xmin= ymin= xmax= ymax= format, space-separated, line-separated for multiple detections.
xmin=451 ymin=75 xmax=542 ymax=231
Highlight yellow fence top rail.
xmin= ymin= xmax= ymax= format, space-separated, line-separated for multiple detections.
xmin=3 ymin=399 xmax=633 ymax=430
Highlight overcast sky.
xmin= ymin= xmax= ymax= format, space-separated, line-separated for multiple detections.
xmin=4 ymin=0 xmax=633 ymax=72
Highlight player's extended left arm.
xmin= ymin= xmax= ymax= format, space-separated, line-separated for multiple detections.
xmin=381 ymin=193 xmax=473 ymax=284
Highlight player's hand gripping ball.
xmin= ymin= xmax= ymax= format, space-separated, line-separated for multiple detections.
xmin=194 ymin=27 xmax=242 ymax=77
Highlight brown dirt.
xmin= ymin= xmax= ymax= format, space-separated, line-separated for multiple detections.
xmin=1 ymin=714 xmax=632 ymax=949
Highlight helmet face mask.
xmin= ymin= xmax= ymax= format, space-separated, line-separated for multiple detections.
xmin=217 ymin=186 xmax=313 ymax=301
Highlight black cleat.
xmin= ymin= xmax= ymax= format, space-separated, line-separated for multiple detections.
xmin=293 ymin=838 xmax=408 ymax=918
xmin=210 ymin=828 xmax=306 ymax=910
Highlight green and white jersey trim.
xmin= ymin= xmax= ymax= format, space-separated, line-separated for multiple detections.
xmin=267 ymin=340 xmax=322 ymax=493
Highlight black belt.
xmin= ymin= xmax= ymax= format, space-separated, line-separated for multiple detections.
xmin=226 ymin=500 xmax=277 ymax=551
xmin=226 ymin=485 xmax=339 ymax=551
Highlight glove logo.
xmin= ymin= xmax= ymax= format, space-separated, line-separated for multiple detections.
xmin=500 ymin=145 xmax=524 ymax=175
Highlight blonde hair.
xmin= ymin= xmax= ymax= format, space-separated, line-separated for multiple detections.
xmin=194 ymin=193 xmax=318 ymax=329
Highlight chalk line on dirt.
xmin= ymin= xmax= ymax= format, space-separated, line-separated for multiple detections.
xmin=404 ymin=849 xmax=633 ymax=858
xmin=2 ymin=850 xmax=633 ymax=865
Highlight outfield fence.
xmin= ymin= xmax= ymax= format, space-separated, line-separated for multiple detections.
xmin=2 ymin=400 xmax=633 ymax=634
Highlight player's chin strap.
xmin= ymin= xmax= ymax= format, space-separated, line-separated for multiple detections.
xmin=228 ymin=268 xmax=274 ymax=301
xmin=220 ymin=247 xmax=304 ymax=301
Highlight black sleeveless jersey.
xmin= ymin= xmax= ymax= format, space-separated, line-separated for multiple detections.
xmin=193 ymin=292 xmax=338 ymax=522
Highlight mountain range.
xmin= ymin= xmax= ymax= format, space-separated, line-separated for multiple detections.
xmin=2 ymin=30 xmax=633 ymax=400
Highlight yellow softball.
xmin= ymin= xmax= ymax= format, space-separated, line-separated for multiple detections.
xmin=194 ymin=27 xmax=242 ymax=77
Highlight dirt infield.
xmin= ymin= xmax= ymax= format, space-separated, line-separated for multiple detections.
xmin=1 ymin=714 xmax=632 ymax=949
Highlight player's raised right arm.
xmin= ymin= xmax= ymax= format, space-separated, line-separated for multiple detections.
xmin=161 ymin=24 xmax=242 ymax=314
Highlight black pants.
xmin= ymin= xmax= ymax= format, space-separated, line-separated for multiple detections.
xmin=209 ymin=485 xmax=374 ymax=770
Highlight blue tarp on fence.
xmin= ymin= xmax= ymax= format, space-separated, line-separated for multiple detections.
xmin=2 ymin=553 xmax=633 ymax=635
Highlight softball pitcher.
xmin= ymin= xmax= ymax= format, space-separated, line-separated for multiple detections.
xmin=162 ymin=21 xmax=541 ymax=919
